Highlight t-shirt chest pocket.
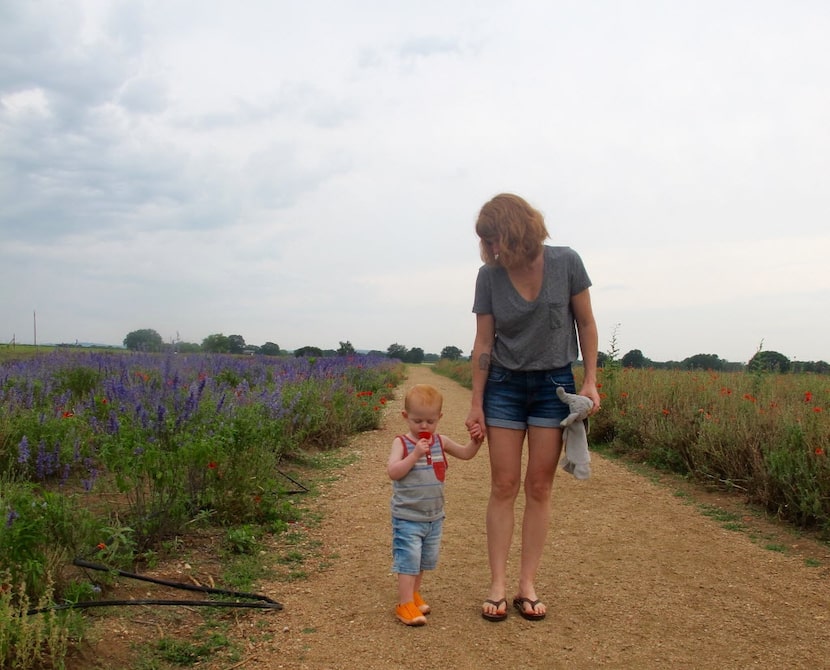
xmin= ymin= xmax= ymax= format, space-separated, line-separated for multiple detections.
xmin=548 ymin=302 xmax=566 ymax=330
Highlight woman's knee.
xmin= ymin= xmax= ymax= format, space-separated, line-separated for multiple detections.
xmin=490 ymin=474 xmax=521 ymax=501
xmin=523 ymin=476 xmax=553 ymax=503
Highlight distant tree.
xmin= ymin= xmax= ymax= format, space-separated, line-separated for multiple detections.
xmin=202 ymin=333 xmax=231 ymax=353
xmin=793 ymin=360 xmax=830 ymax=374
xmin=597 ymin=351 xmax=610 ymax=368
xmin=337 ymin=341 xmax=356 ymax=356
xmin=440 ymin=345 xmax=463 ymax=361
xmin=123 ymin=328 xmax=163 ymax=352
xmin=177 ymin=341 xmax=201 ymax=353
xmin=367 ymin=350 xmax=386 ymax=357
xmin=682 ymin=353 xmax=724 ymax=371
xmin=260 ymin=342 xmax=281 ymax=356
xmin=406 ymin=347 xmax=425 ymax=364
xmin=228 ymin=334 xmax=246 ymax=354
xmin=423 ymin=353 xmax=439 ymax=363
xmin=621 ymin=349 xmax=649 ymax=369
xmin=294 ymin=345 xmax=324 ymax=358
xmin=748 ymin=350 xmax=791 ymax=373
xmin=387 ymin=343 xmax=408 ymax=361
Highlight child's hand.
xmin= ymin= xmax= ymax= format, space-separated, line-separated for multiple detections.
xmin=415 ymin=432 xmax=432 ymax=464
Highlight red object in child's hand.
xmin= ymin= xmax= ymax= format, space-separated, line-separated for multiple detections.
xmin=418 ymin=432 xmax=433 ymax=464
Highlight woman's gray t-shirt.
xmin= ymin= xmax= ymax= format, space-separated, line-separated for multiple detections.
xmin=472 ymin=245 xmax=591 ymax=371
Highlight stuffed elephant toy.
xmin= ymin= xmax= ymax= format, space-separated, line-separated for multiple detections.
xmin=556 ymin=386 xmax=593 ymax=480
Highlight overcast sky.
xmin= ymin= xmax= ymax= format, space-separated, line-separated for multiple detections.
xmin=2 ymin=1 xmax=828 ymax=363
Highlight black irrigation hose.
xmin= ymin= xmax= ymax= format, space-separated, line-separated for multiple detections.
xmin=276 ymin=468 xmax=309 ymax=494
xmin=27 ymin=598 xmax=282 ymax=615
xmin=25 ymin=473 xmax=308 ymax=616
xmin=26 ymin=558 xmax=283 ymax=616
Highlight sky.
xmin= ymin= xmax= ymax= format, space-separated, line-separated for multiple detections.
xmin=2 ymin=1 xmax=829 ymax=364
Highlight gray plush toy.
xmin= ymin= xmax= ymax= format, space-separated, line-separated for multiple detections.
xmin=556 ymin=386 xmax=593 ymax=480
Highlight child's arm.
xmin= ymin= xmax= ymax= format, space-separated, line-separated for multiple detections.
xmin=441 ymin=434 xmax=484 ymax=461
xmin=387 ymin=436 xmax=429 ymax=480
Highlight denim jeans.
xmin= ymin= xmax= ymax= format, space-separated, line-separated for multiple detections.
xmin=483 ymin=364 xmax=575 ymax=429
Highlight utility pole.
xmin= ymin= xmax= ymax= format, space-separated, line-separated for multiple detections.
xmin=33 ymin=310 xmax=37 ymax=348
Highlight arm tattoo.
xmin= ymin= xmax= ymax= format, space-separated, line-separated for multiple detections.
xmin=477 ymin=352 xmax=491 ymax=371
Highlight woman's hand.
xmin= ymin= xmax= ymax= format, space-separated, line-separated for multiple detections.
xmin=466 ymin=407 xmax=486 ymax=440
xmin=578 ymin=382 xmax=601 ymax=416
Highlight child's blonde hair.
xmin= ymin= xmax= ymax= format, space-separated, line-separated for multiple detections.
xmin=404 ymin=384 xmax=443 ymax=411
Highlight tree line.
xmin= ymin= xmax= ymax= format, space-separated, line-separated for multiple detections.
xmin=122 ymin=329 xmax=466 ymax=362
xmin=123 ymin=329 xmax=828 ymax=373
xmin=608 ymin=349 xmax=830 ymax=374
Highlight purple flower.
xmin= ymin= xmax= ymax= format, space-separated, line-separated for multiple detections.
xmin=17 ymin=436 xmax=30 ymax=464
xmin=6 ymin=508 xmax=19 ymax=528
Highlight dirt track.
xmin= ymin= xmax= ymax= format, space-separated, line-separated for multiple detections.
xmin=70 ymin=365 xmax=830 ymax=669
xmin=251 ymin=365 xmax=829 ymax=669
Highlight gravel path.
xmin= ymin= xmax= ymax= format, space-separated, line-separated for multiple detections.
xmin=229 ymin=366 xmax=830 ymax=668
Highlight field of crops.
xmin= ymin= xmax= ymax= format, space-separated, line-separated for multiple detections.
xmin=433 ymin=359 xmax=830 ymax=533
xmin=0 ymin=348 xmax=403 ymax=668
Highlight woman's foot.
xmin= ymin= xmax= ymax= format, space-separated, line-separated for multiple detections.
xmin=513 ymin=595 xmax=546 ymax=620
xmin=481 ymin=597 xmax=508 ymax=622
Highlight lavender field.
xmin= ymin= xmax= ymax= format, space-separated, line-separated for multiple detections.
xmin=1 ymin=349 xmax=403 ymax=667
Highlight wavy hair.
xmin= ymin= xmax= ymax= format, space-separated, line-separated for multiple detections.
xmin=475 ymin=193 xmax=549 ymax=268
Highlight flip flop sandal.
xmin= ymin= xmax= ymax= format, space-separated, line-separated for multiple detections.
xmin=481 ymin=598 xmax=508 ymax=622
xmin=513 ymin=597 xmax=546 ymax=621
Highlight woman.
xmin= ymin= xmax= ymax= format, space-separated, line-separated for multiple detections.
xmin=465 ymin=193 xmax=600 ymax=622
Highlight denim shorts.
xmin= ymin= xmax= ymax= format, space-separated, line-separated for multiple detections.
xmin=391 ymin=517 xmax=444 ymax=575
xmin=483 ymin=363 xmax=575 ymax=429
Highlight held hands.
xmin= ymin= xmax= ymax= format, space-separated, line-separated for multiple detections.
xmin=465 ymin=408 xmax=486 ymax=441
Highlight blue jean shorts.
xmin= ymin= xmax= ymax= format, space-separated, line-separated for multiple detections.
xmin=483 ymin=363 xmax=575 ymax=430
xmin=391 ymin=517 xmax=444 ymax=575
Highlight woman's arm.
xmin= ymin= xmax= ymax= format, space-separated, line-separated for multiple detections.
xmin=465 ymin=313 xmax=495 ymax=438
xmin=571 ymin=288 xmax=600 ymax=410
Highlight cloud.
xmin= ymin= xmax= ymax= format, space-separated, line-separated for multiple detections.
xmin=1 ymin=1 xmax=829 ymax=363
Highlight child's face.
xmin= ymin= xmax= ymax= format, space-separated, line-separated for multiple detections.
xmin=402 ymin=401 xmax=442 ymax=436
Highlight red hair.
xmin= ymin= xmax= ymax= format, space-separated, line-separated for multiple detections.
xmin=404 ymin=384 xmax=443 ymax=411
xmin=475 ymin=193 xmax=549 ymax=268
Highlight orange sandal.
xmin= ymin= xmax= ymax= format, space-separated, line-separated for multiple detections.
xmin=396 ymin=601 xmax=427 ymax=626
xmin=413 ymin=591 xmax=430 ymax=615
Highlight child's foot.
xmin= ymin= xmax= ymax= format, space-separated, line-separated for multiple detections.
xmin=395 ymin=602 xmax=427 ymax=626
xmin=413 ymin=591 xmax=430 ymax=615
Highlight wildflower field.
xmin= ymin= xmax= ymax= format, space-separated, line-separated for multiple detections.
xmin=0 ymin=349 xmax=402 ymax=669
xmin=433 ymin=359 xmax=830 ymax=534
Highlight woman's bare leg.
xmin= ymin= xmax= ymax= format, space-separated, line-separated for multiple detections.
xmin=515 ymin=425 xmax=562 ymax=616
xmin=482 ymin=426 xmax=525 ymax=616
